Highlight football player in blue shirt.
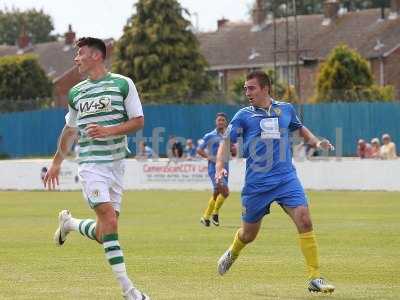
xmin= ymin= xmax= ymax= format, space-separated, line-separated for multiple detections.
xmin=197 ymin=113 xmax=233 ymax=227
xmin=215 ymin=71 xmax=335 ymax=294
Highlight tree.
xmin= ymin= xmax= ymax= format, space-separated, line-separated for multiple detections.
xmin=255 ymin=0 xmax=390 ymax=17
xmin=315 ymin=44 xmax=394 ymax=102
xmin=0 ymin=54 xmax=53 ymax=112
xmin=230 ymin=69 xmax=298 ymax=104
xmin=0 ymin=8 xmax=56 ymax=46
xmin=112 ymin=0 xmax=212 ymax=103
xmin=341 ymin=0 xmax=390 ymax=11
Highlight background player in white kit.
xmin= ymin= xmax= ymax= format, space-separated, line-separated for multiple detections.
xmin=44 ymin=37 xmax=150 ymax=300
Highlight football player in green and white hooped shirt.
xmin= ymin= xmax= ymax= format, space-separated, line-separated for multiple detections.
xmin=44 ymin=37 xmax=150 ymax=300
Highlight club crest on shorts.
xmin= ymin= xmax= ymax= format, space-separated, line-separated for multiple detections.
xmin=91 ymin=189 xmax=100 ymax=199
xmin=241 ymin=206 xmax=247 ymax=216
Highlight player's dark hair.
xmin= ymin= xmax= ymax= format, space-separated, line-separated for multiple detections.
xmin=247 ymin=70 xmax=271 ymax=93
xmin=75 ymin=37 xmax=107 ymax=60
xmin=216 ymin=112 xmax=228 ymax=122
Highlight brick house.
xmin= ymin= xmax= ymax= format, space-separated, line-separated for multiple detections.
xmin=197 ymin=0 xmax=400 ymax=101
xmin=1 ymin=2 xmax=399 ymax=107
xmin=0 ymin=25 xmax=113 ymax=107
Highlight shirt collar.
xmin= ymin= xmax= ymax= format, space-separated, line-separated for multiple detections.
xmin=251 ymin=98 xmax=276 ymax=111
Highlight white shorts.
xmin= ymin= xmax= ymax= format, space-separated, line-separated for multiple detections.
xmin=78 ymin=160 xmax=125 ymax=212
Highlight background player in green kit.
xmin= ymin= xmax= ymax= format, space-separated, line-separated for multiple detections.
xmin=44 ymin=37 xmax=150 ymax=300
xmin=215 ymin=71 xmax=335 ymax=294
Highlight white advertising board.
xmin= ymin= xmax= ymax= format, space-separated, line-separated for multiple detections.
xmin=0 ymin=158 xmax=399 ymax=191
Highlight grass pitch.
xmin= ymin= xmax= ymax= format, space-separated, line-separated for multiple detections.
xmin=0 ymin=190 xmax=399 ymax=299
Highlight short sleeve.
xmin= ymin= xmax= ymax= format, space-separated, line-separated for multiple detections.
xmin=65 ymin=104 xmax=78 ymax=128
xmin=225 ymin=111 xmax=244 ymax=143
xmin=288 ymin=104 xmax=303 ymax=132
xmin=124 ymin=78 xmax=144 ymax=119
xmin=197 ymin=134 xmax=210 ymax=150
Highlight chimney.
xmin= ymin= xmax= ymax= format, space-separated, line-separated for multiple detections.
xmin=17 ymin=25 xmax=31 ymax=49
xmin=322 ymin=0 xmax=340 ymax=25
xmin=252 ymin=0 xmax=267 ymax=26
xmin=65 ymin=24 xmax=76 ymax=45
xmin=389 ymin=0 xmax=400 ymax=19
xmin=217 ymin=18 xmax=229 ymax=31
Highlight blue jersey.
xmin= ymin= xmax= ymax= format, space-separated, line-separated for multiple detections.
xmin=184 ymin=146 xmax=197 ymax=158
xmin=198 ymin=129 xmax=229 ymax=172
xmin=227 ymin=100 xmax=303 ymax=194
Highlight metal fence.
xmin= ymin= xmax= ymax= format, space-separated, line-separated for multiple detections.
xmin=0 ymin=102 xmax=399 ymax=157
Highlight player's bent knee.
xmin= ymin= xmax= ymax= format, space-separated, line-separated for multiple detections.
xmin=299 ymin=217 xmax=313 ymax=232
xmin=95 ymin=204 xmax=118 ymax=234
xmin=240 ymin=231 xmax=257 ymax=244
xmin=99 ymin=217 xmax=118 ymax=235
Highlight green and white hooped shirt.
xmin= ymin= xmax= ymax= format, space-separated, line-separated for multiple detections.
xmin=65 ymin=72 xmax=143 ymax=164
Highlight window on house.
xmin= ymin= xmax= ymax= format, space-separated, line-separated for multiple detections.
xmin=276 ymin=65 xmax=296 ymax=85
xmin=218 ymin=71 xmax=225 ymax=91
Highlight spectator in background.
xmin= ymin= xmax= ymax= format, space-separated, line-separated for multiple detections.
xmin=184 ymin=139 xmax=197 ymax=160
xmin=370 ymin=138 xmax=381 ymax=159
xmin=357 ymin=139 xmax=373 ymax=159
xmin=136 ymin=141 xmax=155 ymax=159
xmin=40 ymin=167 xmax=48 ymax=183
xmin=293 ymin=141 xmax=316 ymax=161
xmin=169 ymin=135 xmax=183 ymax=158
xmin=380 ymin=134 xmax=397 ymax=160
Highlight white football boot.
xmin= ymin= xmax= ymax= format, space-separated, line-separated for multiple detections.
xmin=122 ymin=287 xmax=150 ymax=300
xmin=217 ymin=249 xmax=237 ymax=275
xmin=308 ymin=277 xmax=335 ymax=293
xmin=53 ymin=210 xmax=72 ymax=246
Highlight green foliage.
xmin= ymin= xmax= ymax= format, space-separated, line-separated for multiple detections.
xmin=0 ymin=8 xmax=56 ymax=45
xmin=282 ymin=84 xmax=299 ymax=103
xmin=0 ymin=54 xmax=53 ymax=112
xmin=230 ymin=74 xmax=247 ymax=104
xmin=266 ymin=69 xmax=286 ymax=100
xmin=230 ymin=69 xmax=298 ymax=104
xmin=341 ymin=0 xmax=390 ymax=11
xmin=258 ymin=0 xmax=389 ymax=17
xmin=315 ymin=44 xmax=394 ymax=102
xmin=357 ymin=84 xmax=395 ymax=102
xmin=112 ymin=0 xmax=212 ymax=103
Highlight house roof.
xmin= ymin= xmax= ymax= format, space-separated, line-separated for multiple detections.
xmin=197 ymin=8 xmax=400 ymax=70
xmin=0 ymin=38 xmax=113 ymax=82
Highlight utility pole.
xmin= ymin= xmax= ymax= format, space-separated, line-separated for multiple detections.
xmin=285 ymin=0 xmax=290 ymax=93
xmin=273 ymin=3 xmax=277 ymax=98
xmin=293 ymin=0 xmax=303 ymax=119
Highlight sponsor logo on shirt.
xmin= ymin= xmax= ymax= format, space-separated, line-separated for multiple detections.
xmin=79 ymin=97 xmax=112 ymax=117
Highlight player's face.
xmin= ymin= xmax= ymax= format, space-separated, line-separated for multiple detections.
xmin=244 ymin=78 xmax=268 ymax=107
xmin=74 ymin=46 xmax=96 ymax=74
xmin=216 ymin=116 xmax=227 ymax=130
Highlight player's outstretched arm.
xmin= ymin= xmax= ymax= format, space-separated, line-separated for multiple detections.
xmin=215 ymin=139 xmax=229 ymax=183
xmin=197 ymin=148 xmax=209 ymax=160
xmin=44 ymin=125 xmax=77 ymax=190
xmin=86 ymin=116 xmax=144 ymax=139
xmin=298 ymin=126 xmax=335 ymax=151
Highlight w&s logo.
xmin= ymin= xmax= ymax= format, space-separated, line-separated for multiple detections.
xmin=79 ymin=97 xmax=112 ymax=117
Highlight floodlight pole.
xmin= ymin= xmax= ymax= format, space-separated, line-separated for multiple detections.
xmin=285 ymin=0 xmax=290 ymax=93
xmin=293 ymin=0 xmax=303 ymax=120
xmin=273 ymin=4 xmax=277 ymax=98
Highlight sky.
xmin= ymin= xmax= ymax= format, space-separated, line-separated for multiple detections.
xmin=0 ymin=0 xmax=254 ymax=39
